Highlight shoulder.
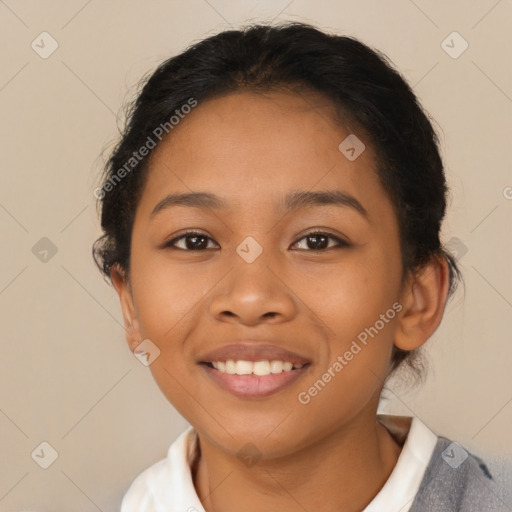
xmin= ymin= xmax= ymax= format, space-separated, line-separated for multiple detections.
xmin=120 ymin=426 xmax=198 ymax=512
xmin=120 ymin=457 xmax=169 ymax=512
xmin=410 ymin=436 xmax=509 ymax=512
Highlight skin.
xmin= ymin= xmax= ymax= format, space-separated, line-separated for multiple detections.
xmin=112 ymin=90 xmax=450 ymax=512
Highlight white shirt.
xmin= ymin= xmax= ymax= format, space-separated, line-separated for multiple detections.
xmin=121 ymin=414 xmax=438 ymax=512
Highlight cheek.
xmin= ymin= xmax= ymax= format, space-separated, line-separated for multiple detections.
xmin=294 ymin=259 xmax=399 ymax=420
xmin=130 ymin=248 xmax=210 ymax=338
xmin=296 ymin=250 xmax=399 ymax=336
xmin=295 ymin=251 xmax=400 ymax=393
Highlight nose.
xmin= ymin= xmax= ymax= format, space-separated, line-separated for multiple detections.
xmin=209 ymin=256 xmax=297 ymax=326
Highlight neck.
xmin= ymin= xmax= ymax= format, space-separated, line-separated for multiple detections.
xmin=193 ymin=412 xmax=402 ymax=512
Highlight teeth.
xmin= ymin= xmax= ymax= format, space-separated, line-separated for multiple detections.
xmin=253 ymin=360 xmax=270 ymax=376
xmin=235 ymin=360 xmax=253 ymax=375
xmin=269 ymin=360 xmax=283 ymax=373
xmin=210 ymin=359 xmax=304 ymax=375
xmin=225 ymin=360 xmax=236 ymax=374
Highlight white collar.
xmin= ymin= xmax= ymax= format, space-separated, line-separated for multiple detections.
xmin=363 ymin=414 xmax=438 ymax=511
xmin=121 ymin=414 xmax=438 ymax=512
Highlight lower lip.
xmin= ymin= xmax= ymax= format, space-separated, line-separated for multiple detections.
xmin=200 ymin=363 xmax=310 ymax=399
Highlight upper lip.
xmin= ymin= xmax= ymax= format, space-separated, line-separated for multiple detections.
xmin=198 ymin=342 xmax=311 ymax=365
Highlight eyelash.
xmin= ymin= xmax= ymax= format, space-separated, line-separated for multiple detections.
xmin=163 ymin=230 xmax=350 ymax=252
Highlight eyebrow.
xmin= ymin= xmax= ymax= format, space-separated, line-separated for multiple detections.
xmin=150 ymin=190 xmax=368 ymax=219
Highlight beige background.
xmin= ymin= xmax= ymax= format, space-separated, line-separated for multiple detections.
xmin=1 ymin=0 xmax=511 ymax=510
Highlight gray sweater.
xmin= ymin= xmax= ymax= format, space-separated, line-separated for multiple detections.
xmin=409 ymin=436 xmax=511 ymax=511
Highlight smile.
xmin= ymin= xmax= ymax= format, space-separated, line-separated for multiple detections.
xmin=200 ymin=360 xmax=311 ymax=398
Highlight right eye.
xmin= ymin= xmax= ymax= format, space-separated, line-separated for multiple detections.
xmin=163 ymin=231 xmax=219 ymax=251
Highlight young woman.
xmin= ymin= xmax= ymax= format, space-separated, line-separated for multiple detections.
xmin=93 ymin=22 xmax=507 ymax=511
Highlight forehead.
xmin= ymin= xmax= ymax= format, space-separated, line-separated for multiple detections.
xmin=138 ymin=90 xmax=389 ymax=219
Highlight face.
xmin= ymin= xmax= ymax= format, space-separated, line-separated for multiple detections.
xmin=116 ymin=90 xmax=408 ymax=459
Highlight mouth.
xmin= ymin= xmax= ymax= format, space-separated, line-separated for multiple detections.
xmin=199 ymin=360 xmax=311 ymax=398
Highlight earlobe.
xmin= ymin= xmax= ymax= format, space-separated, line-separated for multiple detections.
xmin=111 ymin=264 xmax=142 ymax=352
xmin=394 ymin=256 xmax=450 ymax=351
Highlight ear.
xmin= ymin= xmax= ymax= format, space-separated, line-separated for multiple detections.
xmin=111 ymin=263 xmax=142 ymax=352
xmin=394 ymin=255 xmax=450 ymax=351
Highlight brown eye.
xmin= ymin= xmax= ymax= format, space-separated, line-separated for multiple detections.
xmin=164 ymin=231 xmax=218 ymax=251
xmin=293 ymin=231 xmax=349 ymax=251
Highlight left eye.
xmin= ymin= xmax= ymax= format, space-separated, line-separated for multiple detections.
xmin=292 ymin=231 xmax=348 ymax=251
